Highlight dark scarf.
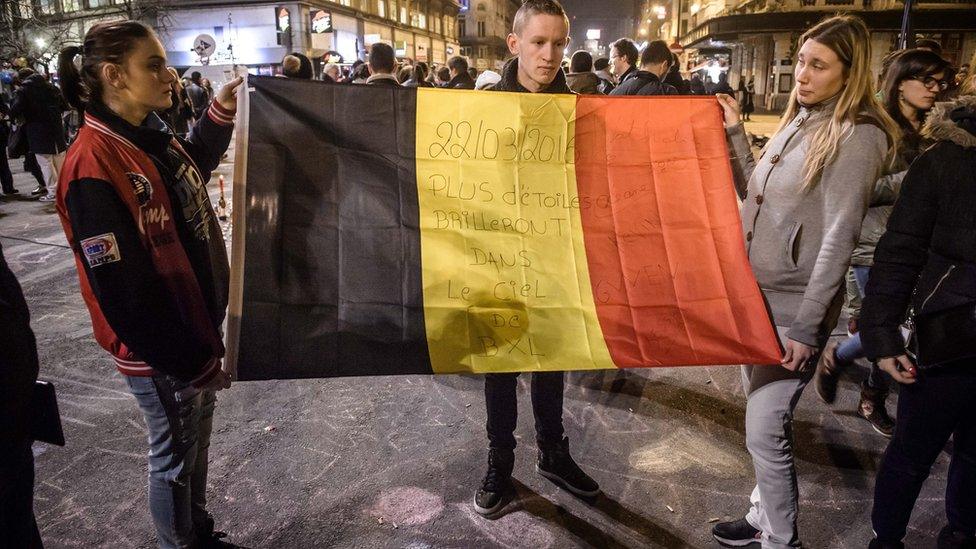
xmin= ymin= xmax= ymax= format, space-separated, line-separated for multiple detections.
xmin=494 ymin=58 xmax=572 ymax=94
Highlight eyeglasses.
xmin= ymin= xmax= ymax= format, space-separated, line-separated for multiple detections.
xmin=911 ymin=75 xmax=949 ymax=91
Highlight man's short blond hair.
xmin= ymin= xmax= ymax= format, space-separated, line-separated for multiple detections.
xmin=512 ymin=0 xmax=569 ymax=36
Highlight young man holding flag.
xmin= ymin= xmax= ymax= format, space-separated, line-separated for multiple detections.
xmin=473 ymin=0 xmax=601 ymax=517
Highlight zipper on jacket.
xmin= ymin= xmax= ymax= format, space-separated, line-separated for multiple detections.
xmin=919 ymin=264 xmax=955 ymax=312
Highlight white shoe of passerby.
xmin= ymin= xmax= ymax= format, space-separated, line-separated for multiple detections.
xmin=38 ymin=194 xmax=56 ymax=202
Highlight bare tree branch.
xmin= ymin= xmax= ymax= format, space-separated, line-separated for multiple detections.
xmin=1 ymin=0 xmax=175 ymax=69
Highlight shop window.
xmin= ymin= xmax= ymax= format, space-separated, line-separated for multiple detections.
xmin=778 ymin=73 xmax=793 ymax=93
xmin=37 ymin=0 xmax=57 ymax=15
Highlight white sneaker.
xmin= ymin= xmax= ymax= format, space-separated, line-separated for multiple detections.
xmin=38 ymin=194 xmax=56 ymax=202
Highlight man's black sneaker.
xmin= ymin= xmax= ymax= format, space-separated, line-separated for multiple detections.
xmin=473 ymin=448 xmax=514 ymax=516
xmin=536 ymin=437 xmax=600 ymax=498
xmin=859 ymin=384 xmax=895 ymax=438
xmin=2 ymin=189 xmax=19 ymax=195
xmin=712 ymin=518 xmax=762 ymax=547
xmin=196 ymin=531 xmax=237 ymax=548
xmin=30 ymin=186 xmax=46 ymax=196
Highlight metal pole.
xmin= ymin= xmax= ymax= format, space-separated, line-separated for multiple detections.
xmin=898 ymin=0 xmax=915 ymax=50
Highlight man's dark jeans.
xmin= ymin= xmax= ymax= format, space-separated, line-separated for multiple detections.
xmin=484 ymin=371 xmax=564 ymax=450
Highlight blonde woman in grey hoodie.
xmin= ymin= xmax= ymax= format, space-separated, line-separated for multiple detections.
xmin=709 ymin=15 xmax=900 ymax=549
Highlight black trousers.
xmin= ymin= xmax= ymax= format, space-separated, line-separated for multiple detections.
xmin=0 ymin=242 xmax=42 ymax=548
xmin=23 ymin=154 xmax=45 ymax=188
xmin=0 ymin=147 xmax=14 ymax=193
xmin=484 ymin=372 xmax=565 ymax=450
xmin=872 ymin=363 xmax=976 ymax=542
xmin=0 ymin=442 xmax=42 ymax=549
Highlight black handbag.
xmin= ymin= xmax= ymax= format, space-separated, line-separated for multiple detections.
xmin=31 ymin=380 xmax=65 ymax=446
xmin=7 ymin=122 xmax=28 ymax=159
xmin=905 ymin=301 xmax=976 ymax=369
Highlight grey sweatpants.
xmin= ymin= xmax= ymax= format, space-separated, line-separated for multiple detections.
xmin=742 ymin=325 xmax=819 ymax=549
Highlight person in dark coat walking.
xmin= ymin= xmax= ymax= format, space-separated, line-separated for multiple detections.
xmin=0 ymin=241 xmax=43 ymax=548
xmin=862 ymin=93 xmax=976 ymax=549
xmin=610 ymin=40 xmax=677 ymax=96
xmin=10 ymin=69 xmax=68 ymax=202
xmin=690 ymin=73 xmax=706 ymax=94
xmin=447 ymin=55 xmax=476 ymax=89
xmin=740 ymin=76 xmax=756 ymax=120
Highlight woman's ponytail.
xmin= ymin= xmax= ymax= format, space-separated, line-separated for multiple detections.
xmin=58 ymin=45 xmax=86 ymax=115
xmin=56 ymin=21 xmax=153 ymax=116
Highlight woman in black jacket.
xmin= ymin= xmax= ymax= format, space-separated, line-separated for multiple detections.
xmin=862 ymin=91 xmax=976 ymax=549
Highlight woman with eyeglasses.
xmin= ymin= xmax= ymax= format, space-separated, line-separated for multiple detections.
xmin=861 ymin=55 xmax=976 ymax=549
xmin=815 ymin=48 xmax=950 ymax=437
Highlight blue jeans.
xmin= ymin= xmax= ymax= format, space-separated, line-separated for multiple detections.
xmin=125 ymin=375 xmax=217 ymax=549
xmin=835 ymin=266 xmax=888 ymax=391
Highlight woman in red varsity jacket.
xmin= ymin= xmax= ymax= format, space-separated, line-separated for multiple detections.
xmin=55 ymin=21 xmax=241 ymax=549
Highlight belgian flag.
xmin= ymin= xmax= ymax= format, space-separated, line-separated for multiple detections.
xmin=226 ymin=76 xmax=781 ymax=381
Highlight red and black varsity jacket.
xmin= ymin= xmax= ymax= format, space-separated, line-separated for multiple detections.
xmin=55 ymin=99 xmax=235 ymax=387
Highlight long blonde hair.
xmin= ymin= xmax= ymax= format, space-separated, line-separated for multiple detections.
xmin=774 ymin=15 xmax=900 ymax=190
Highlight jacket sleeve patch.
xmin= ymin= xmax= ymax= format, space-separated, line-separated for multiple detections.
xmin=81 ymin=233 xmax=122 ymax=267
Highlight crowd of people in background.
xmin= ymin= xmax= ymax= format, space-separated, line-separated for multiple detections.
xmin=2 ymin=1 xmax=976 ymax=547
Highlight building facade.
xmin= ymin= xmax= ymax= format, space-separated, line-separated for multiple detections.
xmin=456 ymin=0 xmax=519 ymax=72
xmin=4 ymin=0 xmax=461 ymax=79
xmin=561 ymin=0 xmax=643 ymax=59
xmin=641 ymin=0 xmax=976 ymax=109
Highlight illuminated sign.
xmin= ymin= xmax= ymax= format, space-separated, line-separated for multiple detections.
xmin=310 ymin=10 xmax=333 ymax=33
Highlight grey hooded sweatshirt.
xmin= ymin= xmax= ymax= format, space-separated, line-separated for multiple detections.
xmin=726 ymin=102 xmax=890 ymax=347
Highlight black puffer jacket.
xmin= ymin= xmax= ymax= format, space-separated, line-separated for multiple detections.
xmin=610 ymin=71 xmax=676 ymax=96
xmin=861 ymin=96 xmax=976 ymax=361
xmin=448 ymin=72 xmax=476 ymax=90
